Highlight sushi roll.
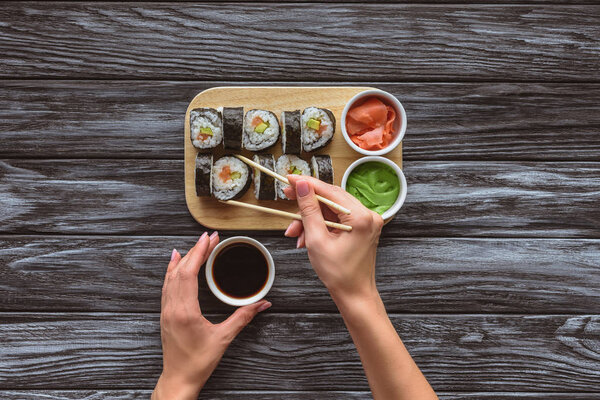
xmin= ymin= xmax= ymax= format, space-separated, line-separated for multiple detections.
xmin=195 ymin=154 xmax=213 ymax=196
xmin=190 ymin=108 xmax=222 ymax=150
xmin=252 ymin=154 xmax=277 ymax=200
xmin=301 ymin=107 xmax=336 ymax=152
xmin=243 ymin=109 xmax=280 ymax=151
xmin=281 ymin=110 xmax=302 ymax=154
xmin=276 ymin=155 xmax=311 ymax=200
xmin=222 ymin=107 xmax=244 ymax=150
xmin=211 ymin=155 xmax=251 ymax=200
xmin=311 ymin=155 xmax=334 ymax=185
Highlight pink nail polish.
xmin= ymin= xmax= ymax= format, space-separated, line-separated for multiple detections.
xmin=210 ymin=231 xmax=219 ymax=240
xmin=284 ymin=225 xmax=293 ymax=237
xmin=258 ymin=302 xmax=272 ymax=312
xmin=170 ymin=248 xmax=178 ymax=261
xmin=198 ymin=232 xmax=208 ymax=242
xmin=296 ymin=237 xmax=302 ymax=249
xmin=297 ymin=181 xmax=309 ymax=197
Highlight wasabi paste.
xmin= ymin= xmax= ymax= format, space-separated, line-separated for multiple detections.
xmin=346 ymin=162 xmax=400 ymax=214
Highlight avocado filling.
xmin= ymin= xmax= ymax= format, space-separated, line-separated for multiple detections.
xmin=289 ymin=165 xmax=302 ymax=175
xmin=200 ymin=127 xmax=213 ymax=136
xmin=307 ymin=118 xmax=321 ymax=130
xmin=254 ymin=122 xmax=269 ymax=133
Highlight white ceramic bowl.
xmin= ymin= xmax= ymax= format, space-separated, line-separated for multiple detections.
xmin=341 ymin=156 xmax=407 ymax=221
xmin=205 ymin=236 xmax=275 ymax=307
xmin=341 ymin=89 xmax=407 ymax=156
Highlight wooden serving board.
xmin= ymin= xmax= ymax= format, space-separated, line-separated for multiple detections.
xmin=184 ymin=86 xmax=403 ymax=230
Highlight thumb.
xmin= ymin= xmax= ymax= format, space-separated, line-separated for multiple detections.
xmin=218 ymin=300 xmax=271 ymax=342
xmin=292 ymin=179 xmax=328 ymax=238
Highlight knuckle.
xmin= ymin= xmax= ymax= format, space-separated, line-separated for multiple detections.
xmin=354 ymin=211 xmax=373 ymax=229
xmin=241 ymin=311 xmax=254 ymax=326
xmin=372 ymin=212 xmax=384 ymax=229
xmin=173 ymin=310 xmax=191 ymax=326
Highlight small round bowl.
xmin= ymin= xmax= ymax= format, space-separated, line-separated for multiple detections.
xmin=205 ymin=236 xmax=275 ymax=307
xmin=341 ymin=156 xmax=407 ymax=221
xmin=341 ymin=89 xmax=407 ymax=156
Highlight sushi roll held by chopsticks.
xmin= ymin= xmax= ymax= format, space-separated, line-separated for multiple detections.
xmin=211 ymin=155 xmax=251 ymax=200
xmin=275 ymin=155 xmax=311 ymax=200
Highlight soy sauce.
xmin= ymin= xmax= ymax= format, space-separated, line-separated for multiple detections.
xmin=213 ymin=243 xmax=268 ymax=299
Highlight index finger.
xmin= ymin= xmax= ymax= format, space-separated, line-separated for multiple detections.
xmin=167 ymin=233 xmax=220 ymax=311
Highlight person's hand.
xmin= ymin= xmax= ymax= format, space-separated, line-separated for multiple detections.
xmin=283 ymin=175 xmax=384 ymax=303
xmin=152 ymin=232 xmax=272 ymax=400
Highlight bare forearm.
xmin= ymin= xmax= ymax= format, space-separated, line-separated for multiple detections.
xmin=333 ymin=291 xmax=437 ymax=400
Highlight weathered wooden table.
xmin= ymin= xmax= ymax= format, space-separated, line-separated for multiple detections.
xmin=1 ymin=2 xmax=599 ymax=399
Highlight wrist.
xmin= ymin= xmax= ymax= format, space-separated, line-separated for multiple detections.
xmin=152 ymin=372 xmax=202 ymax=400
xmin=330 ymin=286 xmax=383 ymax=323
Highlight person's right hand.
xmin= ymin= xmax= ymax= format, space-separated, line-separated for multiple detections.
xmin=283 ymin=175 xmax=384 ymax=302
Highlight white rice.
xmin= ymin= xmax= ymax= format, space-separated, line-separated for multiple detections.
xmin=243 ymin=110 xmax=280 ymax=151
xmin=190 ymin=109 xmax=222 ymax=149
xmin=275 ymin=155 xmax=311 ymax=200
xmin=212 ymin=156 xmax=249 ymax=200
xmin=302 ymin=107 xmax=334 ymax=152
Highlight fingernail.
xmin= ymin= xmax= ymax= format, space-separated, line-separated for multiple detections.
xmin=258 ymin=301 xmax=272 ymax=312
xmin=296 ymin=236 xmax=302 ymax=249
xmin=170 ymin=248 xmax=178 ymax=261
xmin=284 ymin=225 xmax=293 ymax=237
xmin=198 ymin=232 xmax=208 ymax=243
xmin=297 ymin=180 xmax=309 ymax=197
xmin=210 ymin=231 xmax=219 ymax=240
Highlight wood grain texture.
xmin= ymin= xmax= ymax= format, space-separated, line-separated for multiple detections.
xmin=2 ymin=81 xmax=599 ymax=161
xmin=183 ymin=86 xmax=402 ymax=230
xmin=1 ymin=4 xmax=598 ymax=81
xmin=1 ymin=159 xmax=598 ymax=237
xmin=1 ymin=236 xmax=599 ymax=314
xmin=0 ymin=313 xmax=598 ymax=391
xmin=1 ymin=391 xmax=599 ymax=400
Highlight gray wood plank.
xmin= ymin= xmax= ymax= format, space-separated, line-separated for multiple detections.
xmin=2 ymin=0 xmax=597 ymax=3
xmin=1 ymin=4 xmax=598 ymax=81
xmin=0 ymin=313 xmax=598 ymax=391
xmin=2 ymin=81 xmax=598 ymax=161
xmin=0 ymin=159 xmax=598 ymax=237
xmin=1 ymin=391 xmax=599 ymax=400
xmin=1 ymin=236 xmax=598 ymax=314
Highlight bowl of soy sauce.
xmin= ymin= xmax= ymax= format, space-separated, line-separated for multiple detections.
xmin=205 ymin=236 xmax=275 ymax=306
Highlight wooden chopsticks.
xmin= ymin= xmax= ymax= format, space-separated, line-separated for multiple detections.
xmin=234 ymin=154 xmax=351 ymax=215
xmin=221 ymin=200 xmax=352 ymax=232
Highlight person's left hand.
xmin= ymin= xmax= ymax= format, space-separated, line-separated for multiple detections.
xmin=152 ymin=232 xmax=272 ymax=400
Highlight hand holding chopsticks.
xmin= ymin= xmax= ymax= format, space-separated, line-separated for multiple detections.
xmin=234 ymin=154 xmax=351 ymax=215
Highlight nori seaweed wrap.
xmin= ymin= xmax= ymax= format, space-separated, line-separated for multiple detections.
xmin=281 ymin=110 xmax=302 ymax=154
xmin=311 ymin=155 xmax=334 ymax=185
xmin=222 ymin=107 xmax=244 ymax=150
xmin=195 ymin=154 xmax=213 ymax=196
xmin=252 ymin=154 xmax=277 ymax=200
